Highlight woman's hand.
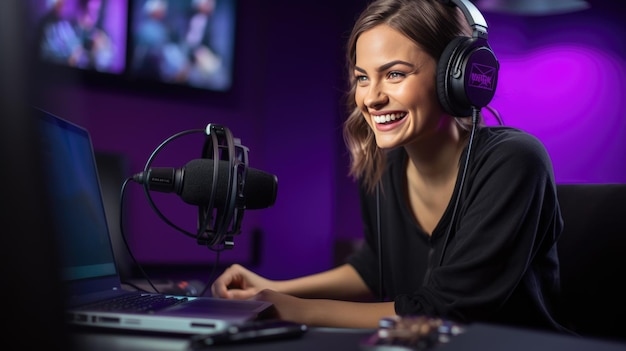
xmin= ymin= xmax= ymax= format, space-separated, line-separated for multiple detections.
xmin=251 ymin=289 xmax=394 ymax=328
xmin=251 ymin=289 xmax=312 ymax=325
xmin=210 ymin=264 xmax=275 ymax=300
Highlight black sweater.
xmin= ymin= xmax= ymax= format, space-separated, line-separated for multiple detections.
xmin=346 ymin=126 xmax=572 ymax=333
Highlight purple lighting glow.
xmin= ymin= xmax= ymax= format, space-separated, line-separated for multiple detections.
xmin=489 ymin=44 xmax=626 ymax=183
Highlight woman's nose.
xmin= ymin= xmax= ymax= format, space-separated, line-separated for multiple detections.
xmin=364 ymin=83 xmax=388 ymax=108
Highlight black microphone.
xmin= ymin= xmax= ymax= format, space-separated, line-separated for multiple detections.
xmin=132 ymin=159 xmax=278 ymax=209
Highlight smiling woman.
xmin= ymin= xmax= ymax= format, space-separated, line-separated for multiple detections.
xmin=206 ymin=0 xmax=575 ymax=335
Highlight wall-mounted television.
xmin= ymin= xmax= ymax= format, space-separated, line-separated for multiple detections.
xmin=128 ymin=0 xmax=237 ymax=92
xmin=29 ymin=0 xmax=128 ymax=75
xmin=27 ymin=0 xmax=238 ymax=93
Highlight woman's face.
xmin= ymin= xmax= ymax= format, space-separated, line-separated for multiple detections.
xmin=354 ymin=24 xmax=443 ymax=149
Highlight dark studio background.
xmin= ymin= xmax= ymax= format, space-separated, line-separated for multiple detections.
xmin=26 ymin=0 xmax=626 ymax=287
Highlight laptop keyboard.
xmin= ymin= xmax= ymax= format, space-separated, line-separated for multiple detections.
xmin=86 ymin=293 xmax=189 ymax=313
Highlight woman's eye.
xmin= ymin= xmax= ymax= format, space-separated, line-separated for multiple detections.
xmin=355 ymin=75 xmax=369 ymax=84
xmin=388 ymin=71 xmax=406 ymax=79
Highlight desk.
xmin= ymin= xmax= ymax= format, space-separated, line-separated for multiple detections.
xmin=72 ymin=324 xmax=626 ymax=351
xmin=72 ymin=327 xmax=374 ymax=351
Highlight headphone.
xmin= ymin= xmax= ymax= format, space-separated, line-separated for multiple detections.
xmin=436 ymin=0 xmax=499 ymax=117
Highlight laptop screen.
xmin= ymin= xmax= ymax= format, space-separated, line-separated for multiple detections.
xmin=37 ymin=108 xmax=118 ymax=282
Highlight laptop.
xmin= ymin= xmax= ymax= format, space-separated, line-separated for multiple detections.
xmin=35 ymin=107 xmax=274 ymax=335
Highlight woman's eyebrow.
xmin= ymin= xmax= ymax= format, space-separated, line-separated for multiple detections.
xmin=378 ymin=60 xmax=414 ymax=72
xmin=354 ymin=60 xmax=415 ymax=74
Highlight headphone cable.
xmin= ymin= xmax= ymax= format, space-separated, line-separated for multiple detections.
xmin=437 ymin=108 xmax=479 ymax=267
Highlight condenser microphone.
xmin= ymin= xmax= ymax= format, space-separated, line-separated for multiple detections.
xmin=132 ymin=159 xmax=278 ymax=209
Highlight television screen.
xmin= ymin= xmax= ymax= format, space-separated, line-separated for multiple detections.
xmin=128 ymin=0 xmax=237 ymax=92
xmin=29 ymin=0 xmax=128 ymax=75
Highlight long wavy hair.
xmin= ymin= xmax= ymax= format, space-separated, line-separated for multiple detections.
xmin=342 ymin=0 xmax=474 ymax=193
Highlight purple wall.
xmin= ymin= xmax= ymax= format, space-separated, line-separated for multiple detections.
xmin=485 ymin=4 xmax=626 ymax=184
xmin=34 ymin=0 xmax=625 ymax=281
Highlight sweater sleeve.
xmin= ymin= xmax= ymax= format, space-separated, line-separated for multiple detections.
xmin=345 ymin=181 xmax=384 ymax=299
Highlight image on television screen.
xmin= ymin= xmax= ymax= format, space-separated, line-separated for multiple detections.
xmin=128 ymin=0 xmax=237 ymax=92
xmin=29 ymin=0 xmax=128 ymax=75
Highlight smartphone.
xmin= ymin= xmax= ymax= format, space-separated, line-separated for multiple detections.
xmin=189 ymin=319 xmax=308 ymax=348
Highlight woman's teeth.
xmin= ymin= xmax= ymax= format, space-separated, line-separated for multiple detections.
xmin=373 ymin=113 xmax=406 ymax=124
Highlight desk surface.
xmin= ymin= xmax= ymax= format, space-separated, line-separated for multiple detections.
xmin=72 ymin=327 xmax=373 ymax=351
xmin=72 ymin=323 xmax=626 ymax=351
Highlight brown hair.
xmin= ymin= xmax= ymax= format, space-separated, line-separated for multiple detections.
xmin=342 ymin=0 xmax=472 ymax=193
